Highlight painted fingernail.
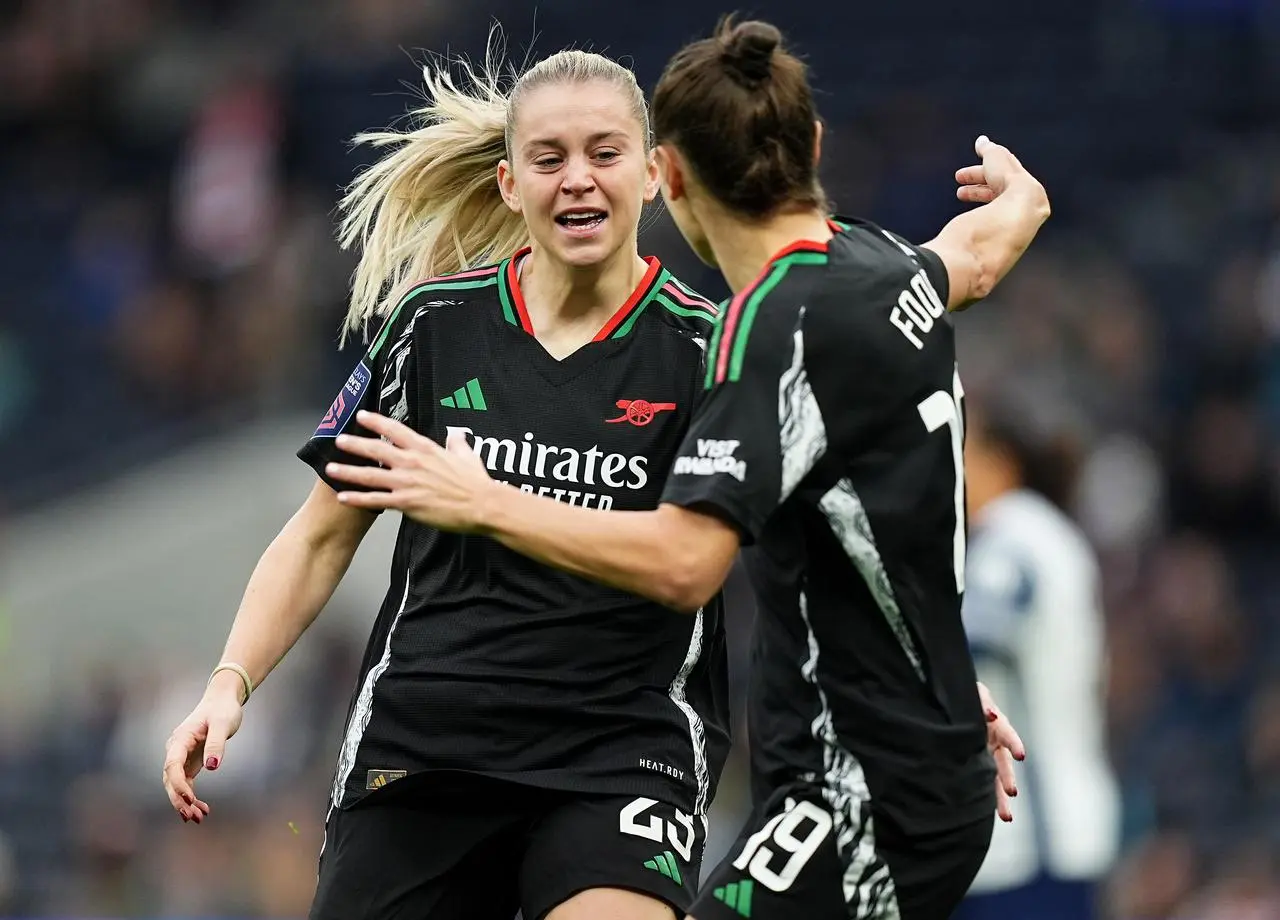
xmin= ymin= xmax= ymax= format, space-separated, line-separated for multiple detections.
xmin=206 ymin=756 xmax=219 ymax=770
xmin=985 ymin=710 xmax=997 ymax=721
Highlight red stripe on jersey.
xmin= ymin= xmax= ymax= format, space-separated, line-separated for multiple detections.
xmin=662 ymin=280 xmax=718 ymax=313
xmin=441 ymin=265 xmax=502 ymax=280
xmin=505 ymin=251 xmax=536 ymax=334
xmin=592 ymin=256 xmax=663 ymax=341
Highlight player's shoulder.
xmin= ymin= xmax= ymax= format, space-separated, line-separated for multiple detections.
xmin=641 ymin=267 xmax=722 ymax=345
xmin=703 ymin=243 xmax=826 ymax=390
xmin=809 ymin=215 xmax=951 ymax=359
xmin=724 ymin=239 xmax=829 ymax=330
xmin=824 ymin=215 xmax=939 ymax=283
xmin=361 ymin=263 xmax=506 ymax=355
xmin=828 ymin=214 xmax=915 ymax=256
xmin=394 ymin=262 xmax=505 ymax=311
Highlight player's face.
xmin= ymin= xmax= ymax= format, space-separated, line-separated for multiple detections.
xmin=654 ymin=144 xmax=718 ymax=268
xmin=500 ymin=81 xmax=658 ymax=269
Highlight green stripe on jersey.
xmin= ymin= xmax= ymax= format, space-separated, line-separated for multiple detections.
xmin=605 ymin=266 xmax=667 ymax=339
xmin=654 ymin=290 xmax=718 ymax=323
xmin=496 ymin=259 xmax=518 ymax=326
xmin=727 ymin=251 xmax=827 ymax=383
xmin=370 ymin=272 xmax=499 ymax=359
xmin=704 ymin=309 xmax=728 ymax=389
xmin=610 ymin=298 xmax=651 ymax=339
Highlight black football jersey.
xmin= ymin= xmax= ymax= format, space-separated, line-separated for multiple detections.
xmin=661 ymin=218 xmax=994 ymax=840
xmin=299 ymin=250 xmax=731 ymax=820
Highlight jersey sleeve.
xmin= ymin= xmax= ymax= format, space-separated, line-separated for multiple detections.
xmin=297 ymin=308 xmax=416 ymax=495
xmin=660 ymin=300 xmax=817 ymax=542
xmin=880 ymin=229 xmax=950 ymax=310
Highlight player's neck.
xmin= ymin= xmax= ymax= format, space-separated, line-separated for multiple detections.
xmin=705 ymin=207 xmax=833 ymax=294
xmin=519 ymin=244 xmax=650 ymax=355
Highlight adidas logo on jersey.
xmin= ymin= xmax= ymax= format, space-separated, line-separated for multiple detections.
xmin=712 ymin=879 xmax=754 ymax=917
xmin=446 ymin=426 xmax=650 ymax=510
xmin=365 ymin=769 xmax=406 ymax=789
xmin=642 ymin=851 xmax=683 ymax=884
xmin=439 ymin=377 xmax=487 ymax=410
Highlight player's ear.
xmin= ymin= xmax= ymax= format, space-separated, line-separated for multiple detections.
xmin=643 ymin=148 xmax=661 ymax=204
xmin=813 ymin=120 xmax=824 ymax=167
xmin=497 ymin=160 xmax=521 ymax=213
xmin=655 ymin=145 xmax=685 ymax=202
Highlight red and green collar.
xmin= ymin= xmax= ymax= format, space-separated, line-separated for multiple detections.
xmin=496 ymin=247 xmax=667 ymax=342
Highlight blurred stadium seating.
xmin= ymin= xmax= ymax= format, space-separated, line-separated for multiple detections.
xmin=2 ymin=0 xmax=1280 ymax=915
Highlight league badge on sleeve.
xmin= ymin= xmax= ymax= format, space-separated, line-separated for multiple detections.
xmin=314 ymin=361 xmax=372 ymax=438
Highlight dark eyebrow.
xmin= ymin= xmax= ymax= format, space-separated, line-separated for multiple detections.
xmin=521 ymin=130 xmax=630 ymax=155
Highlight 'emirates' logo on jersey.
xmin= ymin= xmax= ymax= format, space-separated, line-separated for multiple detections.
xmin=446 ymin=426 xmax=650 ymax=510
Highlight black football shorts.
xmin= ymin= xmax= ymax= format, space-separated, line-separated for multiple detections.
xmin=309 ymin=771 xmax=705 ymax=920
xmin=692 ymin=780 xmax=992 ymax=920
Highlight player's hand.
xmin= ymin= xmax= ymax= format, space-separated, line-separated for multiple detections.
xmin=161 ymin=678 xmax=243 ymax=824
xmin=327 ymin=411 xmax=495 ymax=533
xmin=977 ymin=681 xmax=1025 ymax=823
xmin=954 ymin=136 xmax=1041 ymax=206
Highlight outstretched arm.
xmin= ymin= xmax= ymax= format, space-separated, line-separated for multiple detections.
xmin=327 ymin=411 xmax=741 ymax=612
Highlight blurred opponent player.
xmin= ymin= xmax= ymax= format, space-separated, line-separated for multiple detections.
xmin=161 ymin=43 xmax=733 ymax=920
xmin=952 ymin=396 xmax=1120 ymax=920
xmin=325 ymin=17 xmax=1046 ymax=920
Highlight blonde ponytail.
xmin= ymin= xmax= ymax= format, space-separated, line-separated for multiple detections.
xmin=338 ymin=34 xmax=651 ymax=344
xmin=338 ymin=49 xmax=522 ymax=343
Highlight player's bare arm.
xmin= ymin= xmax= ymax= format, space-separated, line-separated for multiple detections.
xmin=162 ymin=480 xmax=375 ymax=822
xmin=927 ymin=135 xmax=1051 ymax=312
xmin=327 ymin=410 xmax=740 ymax=613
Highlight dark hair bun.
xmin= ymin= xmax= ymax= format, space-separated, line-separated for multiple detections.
xmin=721 ymin=20 xmax=781 ymax=87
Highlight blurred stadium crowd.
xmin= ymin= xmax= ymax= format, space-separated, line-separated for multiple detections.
xmin=3 ymin=0 xmax=1280 ymax=916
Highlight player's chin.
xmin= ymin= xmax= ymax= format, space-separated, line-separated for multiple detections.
xmin=549 ymin=229 xmax=621 ymax=267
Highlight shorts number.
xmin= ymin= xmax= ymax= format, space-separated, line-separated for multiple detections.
xmin=619 ymin=797 xmax=696 ymax=863
xmin=916 ymin=365 xmax=966 ymax=593
xmin=731 ymin=798 xmax=833 ymax=892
